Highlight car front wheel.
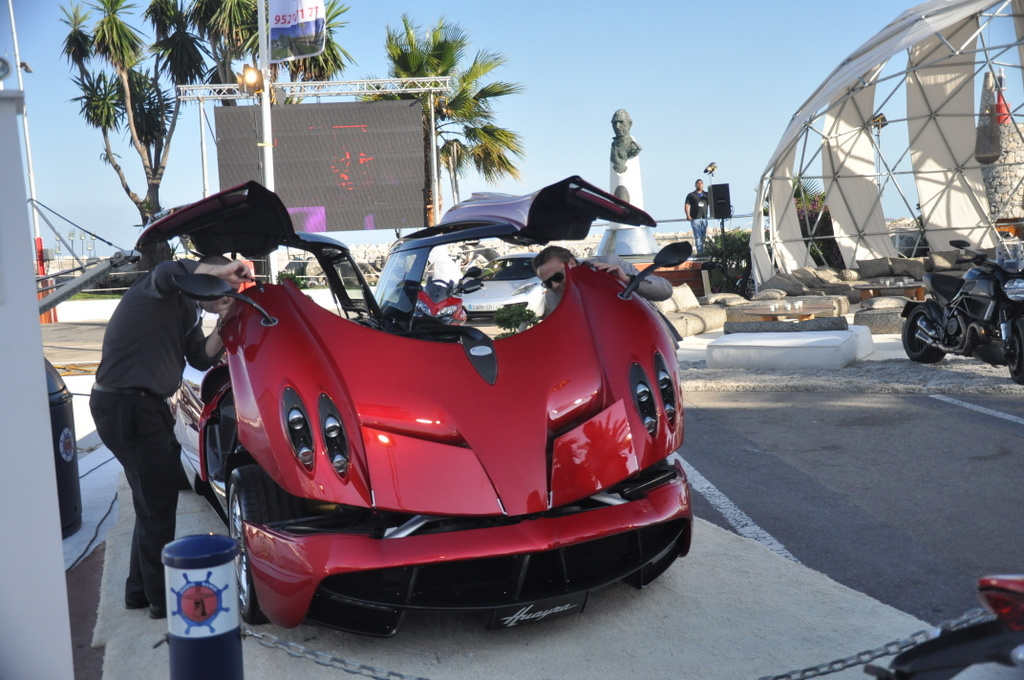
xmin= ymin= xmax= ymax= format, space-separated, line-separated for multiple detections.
xmin=228 ymin=466 xmax=267 ymax=624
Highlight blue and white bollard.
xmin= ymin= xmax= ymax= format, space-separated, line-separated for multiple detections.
xmin=162 ymin=534 xmax=244 ymax=680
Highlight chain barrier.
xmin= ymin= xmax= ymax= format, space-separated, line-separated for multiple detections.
xmin=757 ymin=607 xmax=995 ymax=680
xmin=244 ymin=609 xmax=998 ymax=680
xmin=243 ymin=629 xmax=435 ymax=680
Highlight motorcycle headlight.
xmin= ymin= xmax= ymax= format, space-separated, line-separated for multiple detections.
xmin=437 ymin=304 xmax=458 ymax=317
xmin=512 ymin=282 xmax=539 ymax=296
xmin=1006 ymin=278 xmax=1024 ymax=302
xmin=415 ymin=300 xmax=430 ymax=315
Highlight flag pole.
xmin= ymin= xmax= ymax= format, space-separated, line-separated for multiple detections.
xmin=256 ymin=0 xmax=278 ymax=282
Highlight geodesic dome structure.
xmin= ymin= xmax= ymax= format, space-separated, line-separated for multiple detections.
xmin=753 ymin=0 xmax=1024 ymax=283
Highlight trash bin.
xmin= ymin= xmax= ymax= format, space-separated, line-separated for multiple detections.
xmin=46 ymin=359 xmax=81 ymax=538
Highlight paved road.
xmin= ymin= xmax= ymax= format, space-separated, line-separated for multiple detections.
xmin=681 ymin=391 xmax=1024 ymax=625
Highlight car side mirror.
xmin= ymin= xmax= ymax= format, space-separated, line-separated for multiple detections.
xmin=172 ymin=273 xmax=277 ymax=327
xmin=620 ymin=241 xmax=692 ymax=300
xmin=458 ymin=278 xmax=484 ymax=295
xmin=652 ymin=241 xmax=693 ymax=269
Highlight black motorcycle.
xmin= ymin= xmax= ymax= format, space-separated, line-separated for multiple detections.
xmin=902 ymin=239 xmax=1024 ymax=384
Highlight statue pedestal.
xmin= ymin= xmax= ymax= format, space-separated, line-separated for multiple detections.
xmin=598 ymin=155 xmax=658 ymax=256
xmin=596 ymin=226 xmax=659 ymax=256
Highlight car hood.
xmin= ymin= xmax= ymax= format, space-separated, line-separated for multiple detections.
xmin=461 ymin=278 xmax=540 ymax=300
xmin=222 ymin=267 xmax=681 ymax=518
xmin=136 ymin=181 xmax=298 ymax=257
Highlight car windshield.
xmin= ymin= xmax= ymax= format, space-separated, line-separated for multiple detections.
xmin=375 ymin=247 xmax=429 ymax=320
xmin=484 ymin=257 xmax=536 ymax=282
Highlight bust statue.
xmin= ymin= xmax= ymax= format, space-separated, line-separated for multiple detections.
xmin=610 ymin=109 xmax=642 ymax=174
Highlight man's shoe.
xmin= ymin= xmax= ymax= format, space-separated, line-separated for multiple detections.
xmin=124 ymin=593 xmax=149 ymax=610
xmin=148 ymin=604 xmax=167 ymax=620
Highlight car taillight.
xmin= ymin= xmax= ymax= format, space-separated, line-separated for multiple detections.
xmin=629 ymin=363 xmax=658 ymax=436
xmin=282 ymin=387 xmax=314 ymax=470
xmin=978 ymin=575 xmax=1024 ymax=631
xmin=319 ymin=394 xmax=349 ymax=477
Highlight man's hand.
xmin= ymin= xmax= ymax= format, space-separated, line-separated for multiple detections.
xmin=196 ymin=260 xmax=255 ymax=290
xmin=589 ymin=261 xmax=630 ymax=284
xmin=207 ymin=296 xmax=234 ymax=316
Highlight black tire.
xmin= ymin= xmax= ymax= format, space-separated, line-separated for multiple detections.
xmin=1006 ymin=320 xmax=1024 ymax=385
xmin=902 ymin=306 xmax=946 ymax=363
xmin=228 ymin=465 xmax=306 ymax=624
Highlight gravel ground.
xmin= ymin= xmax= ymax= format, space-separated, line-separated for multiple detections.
xmin=679 ymin=355 xmax=1024 ymax=394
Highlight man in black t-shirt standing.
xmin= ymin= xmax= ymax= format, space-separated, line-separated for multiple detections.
xmin=90 ymin=254 xmax=252 ymax=618
xmin=685 ymin=179 xmax=710 ymax=255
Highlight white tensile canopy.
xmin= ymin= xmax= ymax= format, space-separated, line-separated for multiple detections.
xmin=753 ymin=0 xmax=1024 ymax=283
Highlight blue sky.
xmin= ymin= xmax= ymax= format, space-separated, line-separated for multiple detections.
xmin=2 ymin=0 xmax=918 ymax=256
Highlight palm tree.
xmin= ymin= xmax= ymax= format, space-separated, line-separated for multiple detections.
xmin=188 ymin=0 xmax=353 ymax=99
xmin=61 ymin=0 xmax=206 ymax=228
xmin=369 ymin=15 xmax=524 ymax=224
xmin=62 ymin=0 xmax=354 ymax=236
xmin=188 ymin=0 xmax=254 ymax=88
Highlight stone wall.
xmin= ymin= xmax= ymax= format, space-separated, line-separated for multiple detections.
xmin=982 ymin=122 xmax=1024 ymax=221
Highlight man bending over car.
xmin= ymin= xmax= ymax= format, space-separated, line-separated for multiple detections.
xmin=90 ymin=254 xmax=253 ymax=619
xmin=533 ymin=245 xmax=673 ymax=318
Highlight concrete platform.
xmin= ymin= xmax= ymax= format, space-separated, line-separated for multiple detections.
xmin=707 ymin=330 xmax=859 ymax=369
xmin=705 ymin=325 xmax=874 ymax=370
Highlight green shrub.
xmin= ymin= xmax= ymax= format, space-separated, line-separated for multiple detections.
xmin=493 ymin=304 xmax=539 ymax=338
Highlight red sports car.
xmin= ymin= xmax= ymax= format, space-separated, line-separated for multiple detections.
xmin=140 ymin=176 xmax=692 ymax=636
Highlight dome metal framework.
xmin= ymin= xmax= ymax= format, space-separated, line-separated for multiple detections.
xmin=753 ymin=0 xmax=1024 ymax=283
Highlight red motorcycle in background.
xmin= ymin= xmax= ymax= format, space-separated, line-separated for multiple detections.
xmin=865 ymin=574 xmax=1024 ymax=679
xmin=414 ymin=268 xmax=482 ymax=326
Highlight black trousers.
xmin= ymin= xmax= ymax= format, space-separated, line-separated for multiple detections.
xmin=90 ymin=389 xmax=181 ymax=607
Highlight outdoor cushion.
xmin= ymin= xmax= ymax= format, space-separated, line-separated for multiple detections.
xmin=790 ymin=267 xmax=823 ymax=287
xmin=890 ymin=257 xmax=926 ymax=280
xmin=700 ymin=292 xmax=745 ymax=305
xmin=724 ymin=317 xmax=849 ymax=334
xmin=760 ymin=274 xmax=808 ymax=296
xmin=929 ymin=250 xmax=961 ymax=271
xmin=672 ymin=283 xmax=700 ymax=309
xmin=856 ymin=257 xmax=892 ymax=279
xmin=839 ymin=269 xmax=860 ymax=281
xmin=861 ymin=295 xmax=909 ymax=309
xmin=854 ymin=307 xmax=905 ymax=334
xmin=814 ymin=267 xmax=843 ymax=284
xmin=751 ymin=288 xmax=786 ymax=300
xmin=672 ymin=305 xmax=727 ymax=337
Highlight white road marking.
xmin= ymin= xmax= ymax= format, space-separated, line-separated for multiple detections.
xmin=678 ymin=457 xmax=800 ymax=563
xmin=929 ymin=394 xmax=1024 ymax=426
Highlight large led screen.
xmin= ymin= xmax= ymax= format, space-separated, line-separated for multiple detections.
xmin=215 ymin=100 xmax=425 ymax=233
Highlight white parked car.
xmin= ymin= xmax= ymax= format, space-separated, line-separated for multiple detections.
xmin=460 ymin=253 xmax=545 ymax=318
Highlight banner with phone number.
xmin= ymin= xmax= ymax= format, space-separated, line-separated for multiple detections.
xmin=269 ymin=0 xmax=326 ymax=64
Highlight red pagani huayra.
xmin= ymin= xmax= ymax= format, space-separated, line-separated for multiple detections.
xmin=140 ymin=176 xmax=693 ymax=636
